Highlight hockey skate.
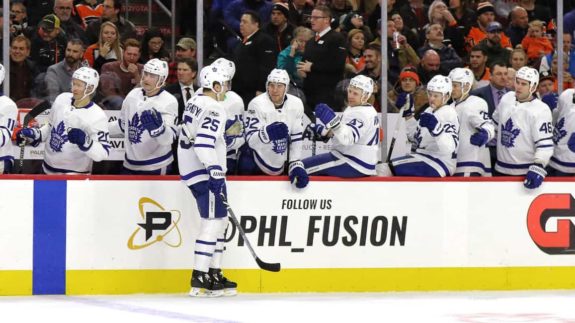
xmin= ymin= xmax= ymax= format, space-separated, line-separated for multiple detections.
xmin=189 ymin=270 xmax=224 ymax=297
xmin=209 ymin=268 xmax=237 ymax=296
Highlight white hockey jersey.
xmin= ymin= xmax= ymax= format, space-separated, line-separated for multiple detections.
xmin=549 ymin=89 xmax=575 ymax=173
xmin=406 ymin=104 xmax=459 ymax=176
xmin=178 ymin=94 xmax=227 ymax=187
xmin=452 ymin=95 xmax=494 ymax=176
xmin=109 ymin=88 xmax=178 ymax=171
xmin=493 ymin=92 xmax=553 ymax=175
xmin=330 ymin=103 xmax=380 ymax=175
xmin=41 ymin=93 xmax=110 ymax=174
xmin=194 ymin=88 xmax=245 ymax=161
xmin=244 ymin=93 xmax=305 ymax=175
xmin=0 ymin=95 xmax=18 ymax=173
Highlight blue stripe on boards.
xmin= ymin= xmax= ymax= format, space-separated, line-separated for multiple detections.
xmin=33 ymin=180 xmax=67 ymax=295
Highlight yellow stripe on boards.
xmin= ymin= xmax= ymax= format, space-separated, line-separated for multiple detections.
xmin=65 ymin=267 xmax=575 ymax=295
xmin=0 ymin=271 xmax=32 ymax=295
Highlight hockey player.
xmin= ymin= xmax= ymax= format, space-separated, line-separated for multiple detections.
xmin=449 ymin=67 xmax=495 ymax=176
xmin=17 ymin=67 xmax=110 ymax=174
xmin=493 ymin=66 xmax=553 ymax=188
xmin=109 ymin=58 xmax=178 ymax=174
xmin=302 ymin=75 xmax=380 ymax=177
xmin=388 ymin=75 xmax=459 ymax=177
xmin=178 ymin=66 xmax=235 ymax=297
xmin=545 ymin=89 xmax=575 ymax=176
xmin=204 ymin=58 xmax=245 ymax=174
xmin=0 ymin=64 xmax=18 ymax=174
xmin=238 ymin=68 xmax=309 ymax=188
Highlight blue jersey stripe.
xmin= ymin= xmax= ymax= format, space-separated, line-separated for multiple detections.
xmin=340 ymin=152 xmax=375 ymax=170
xmin=125 ymin=150 xmax=172 ymax=166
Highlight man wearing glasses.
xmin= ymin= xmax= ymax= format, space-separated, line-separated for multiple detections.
xmin=53 ymin=0 xmax=87 ymax=43
xmin=297 ymin=5 xmax=346 ymax=117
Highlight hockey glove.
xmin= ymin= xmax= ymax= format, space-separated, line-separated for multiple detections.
xmin=259 ymin=121 xmax=289 ymax=143
xmin=67 ymin=128 xmax=93 ymax=151
xmin=568 ymin=133 xmax=575 ymax=153
xmin=470 ymin=128 xmax=489 ymax=147
xmin=541 ymin=93 xmax=559 ymax=111
xmin=141 ymin=108 xmax=165 ymax=137
xmin=16 ymin=127 xmax=41 ymax=147
xmin=523 ymin=164 xmax=547 ymax=189
xmin=307 ymin=123 xmax=331 ymax=142
xmin=396 ymin=92 xmax=414 ymax=118
xmin=315 ymin=103 xmax=341 ymax=129
xmin=419 ymin=112 xmax=439 ymax=132
xmin=207 ymin=165 xmax=226 ymax=195
xmin=289 ymin=161 xmax=309 ymax=189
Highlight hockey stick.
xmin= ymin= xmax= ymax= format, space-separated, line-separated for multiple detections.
xmin=220 ymin=193 xmax=281 ymax=272
xmin=15 ymin=100 xmax=51 ymax=174
xmin=386 ymin=105 xmax=406 ymax=163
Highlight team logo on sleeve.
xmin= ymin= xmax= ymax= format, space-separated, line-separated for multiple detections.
xmin=272 ymin=138 xmax=288 ymax=154
xmin=413 ymin=128 xmax=422 ymax=151
xmin=500 ymin=118 xmax=520 ymax=148
xmin=553 ymin=117 xmax=567 ymax=144
xmin=50 ymin=121 xmax=68 ymax=152
xmin=128 ymin=113 xmax=145 ymax=144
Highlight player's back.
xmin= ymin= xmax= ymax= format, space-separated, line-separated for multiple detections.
xmin=550 ymin=89 xmax=575 ymax=173
xmin=0 ymin=95 xmax=18 ymax=161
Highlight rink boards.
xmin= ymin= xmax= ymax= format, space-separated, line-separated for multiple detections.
xmin=2 ymin=176 xmax=575 ymax=295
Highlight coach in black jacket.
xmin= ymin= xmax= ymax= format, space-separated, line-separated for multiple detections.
xmin=232 ymin=10 xmax=277 ymax=106
xmin=297 ymin=5 xmax=346 ymax=115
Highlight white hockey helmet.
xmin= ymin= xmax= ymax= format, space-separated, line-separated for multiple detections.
xmin=0 ymin=64 xmax=5 ymax=86
xmin=427 ymin=75 xmax=452 ymax=104
xmin=200 ymin=65 xmax=226 ymax=95
xmin=515 ymin=66 xmax=539 ymax=94
xmin=143 ymin=58 xmax=169 ymax=89
xmin=266 ymin=68 xmax=290 ymax=105
xmin=448 ymin=67 xmax=474 ymax=97
xmin=72 ymin=66 xmax=100 ymax=100
xmin=211 ymin=58 xmax=236 ymax=81
xmin=349 ymin=75 xmax=374 ymax=103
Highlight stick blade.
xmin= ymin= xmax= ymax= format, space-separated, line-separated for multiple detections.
xmin=256 ymin=257 xmax=281 ymax=272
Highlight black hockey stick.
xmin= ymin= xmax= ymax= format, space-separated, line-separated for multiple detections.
xmin=15 ymin=100 xmax=51 ymax=174
xmin=220 ymin=193 xmax=281 ymax=272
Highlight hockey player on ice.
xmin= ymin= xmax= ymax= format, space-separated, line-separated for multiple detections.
xmin=449 ymin=67 xmax=495 ymax=176
xmin=384 ymin=75 xmax=459 ymax=177
xmin=303 ymin=74 xmax=380 ymax=177
xmin=492 ymin=66 xmax=553 ymax=188
xmin=195 ymin=58 xmax=245 ymax=175
xmin=238 ymin=68 xmax=309 ymax=188
xmin=108 ymin=58 xmax=178 ymax=175
xmin=17 ymin=67 xmax=110 ymax=174
xmin=178 ymin=66 xmax=236 ymax=297
xmin=547 ymin=88 xmax=575 ymax=176
xmin=0 ymin=64 xmax=18 ymax=174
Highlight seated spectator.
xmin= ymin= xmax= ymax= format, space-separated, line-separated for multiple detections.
xmin=416 ymin=50 xmax=441 ymax=86
xmin=506 ymin=67 xmax=516 ymax=90
xmin=263 ymin=3 xmax=294 ymax=52
xmin=139 ymin=27 xmax=171 ymax=63
xmin=30 ymin=14 xmax=67 ymax=73
xmin=53 ymin=0 xmax=86 ymax=43
xmin=166 ymin=37 xmax=197 ymax=85
xmin=519 ymin=0 xmax=551 ymax=25
xmin=9 ymin=35 xmax=39 ymax=102
xmin=96 ymin=71 xmax=123 ymax=110
xmin=540 ymin=33 xmax=575 ymax=77
xmin=277 ymin=26 xmax=313 ymax=88
xmin=10 ymin=2 xmax=33 ymax=39
xmin=398 ymin=0 xmax=429 ymax=40
xmin=330 ymin=0 xmax=352 ymax=30
xmin=360 ymin=44 xmax=385 ymax=111
xmin=390 ymin=12 xmax=420 ymax=51
xmin=417 ymin=23 xmax=462 ymax=72
xmin=84 ymin=21 xmax=123 ymax=72
xmin=537 ymin=71 xmax=555 ymax=98
xmin=505 ymin=6 xmax=529 ymax=48
xmin=287 ymin=0 xmax=313 ymax=28
xmin=340 ymin=11 xmax=373 ymax=42
xmin=509 ymin=47 xmax=528 ymax=71
xmin=384 ymin=20 xmax=420 ymax=86
xmin=425 ymin=0 xmax=465 ymax=59
xmin=345 ymin=29 xmax=366 ymax=77
xmin=75 ymin=0 xmax=104 ymax=29
xmin=520 ymin=20 xmax=553 ymax=63
xmin=100 ymin=38 xmax=143 ymax=97
xmin=85 ymin=0 xmax=136 ymax=44
xmin=549 ymin=53 xmax=574 ymax=92
xmin=467 ymin=46 xmax=490 ymax=89
xmin=477 ymin=22 xmax=512 ymax=68
xmin=448 ymin=0 xmax=475 ymax=41
xmin=465 ymin=2 xmax=512 ymax=52
xmin=45 ymin=39 xmax=86 ymax=103
xmin=388 ymin=66 xmax=428 ymax=116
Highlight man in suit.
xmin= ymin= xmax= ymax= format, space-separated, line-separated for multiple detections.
xmin=297 ymin=5 xmax=346 ymax=116
xmin=165 ymin=57 xmax=197 ymax=175
xmin=232 ymin=10 xmax=277 ymax=106
xmin=471 ymin=61 xmax=509 ymax=118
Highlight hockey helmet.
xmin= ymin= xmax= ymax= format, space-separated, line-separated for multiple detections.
xmin=349 ymin=75 xmax=374 ymax=102
xmin=427 ymin=75 xmax=452 ymax=104
xmin=143 ymin=58 xmax=169 ymax=89
xmin=0 ymin=64 xmax=5 ymax=86
xmin=266 ymin=68 xmax=290 ymax=105
xmin=72 ymin=66 xmax=100 ymax=99
xmin=200 ymin=65 xmax=226 ymax=95
xmin=211 ymin=58 xmax=236 ymax=81
xmin=448 ymin=67 xmax=474 ymax=97
xmin=515 ymin=66 xmax=539 ymax=94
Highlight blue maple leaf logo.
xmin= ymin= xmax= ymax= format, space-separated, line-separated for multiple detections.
xmin=49 ymin=121 xmax=68 ymax=152
xmin=272 ymin=138 xmax=288 ymax=154
xmin=412 ymin=127 xmax=422 ymax=151
xmin=500 ymin=118 xmax=521 ymax=148
xmin=553 ymin=117 xmax=567 ymax=144
xmin=128 ymin=113 xmax=145 ymax=144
